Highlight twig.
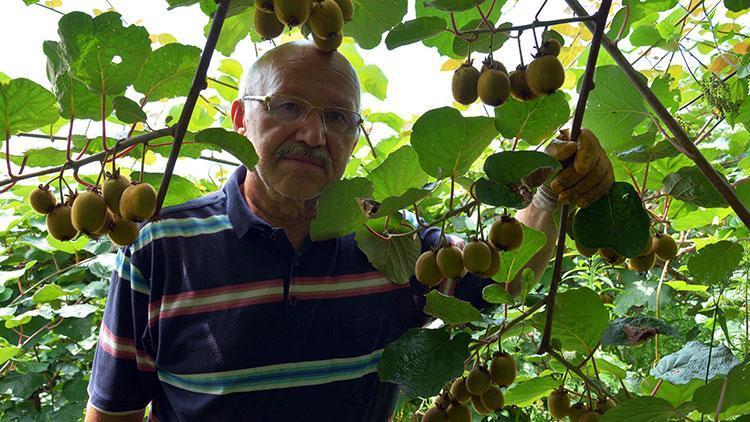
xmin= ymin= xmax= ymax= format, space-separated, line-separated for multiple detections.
xmin=548 ymin=349 xmax=617 ymax=402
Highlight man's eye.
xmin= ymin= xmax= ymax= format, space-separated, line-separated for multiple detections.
xmin=277 ymin=102 xmax=302 ymax=113
xmin=326 ymin=111 xmax=347 ymax=122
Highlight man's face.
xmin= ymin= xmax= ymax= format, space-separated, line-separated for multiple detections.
xmin=232 ymin=55 xmax=360 ymax=201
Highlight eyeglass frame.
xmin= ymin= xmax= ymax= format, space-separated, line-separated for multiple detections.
xmin=241 ymin=93 xmax=363 ymax=136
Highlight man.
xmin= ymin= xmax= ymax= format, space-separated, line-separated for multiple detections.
xmin=85 ymin=41 xmax=609 ymax=421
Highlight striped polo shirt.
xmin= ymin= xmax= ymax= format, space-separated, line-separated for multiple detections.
xmin=87 ymin=165 xmax=491 ymax=421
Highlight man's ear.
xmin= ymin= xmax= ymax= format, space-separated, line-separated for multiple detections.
xmin=231 ymin=99 xmax=246 ymax=136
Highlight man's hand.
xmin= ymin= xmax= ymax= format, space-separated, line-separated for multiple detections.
xmin=545 ymin=129 xmax=614 ymax=208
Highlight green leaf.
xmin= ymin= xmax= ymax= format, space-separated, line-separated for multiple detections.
xmin=43 ymin=41 xmax=106 ymax=121
xmin=692 ymin=361 xmax=750 ymax=415
xmin=481 ymin=284 xmax=514 ymax=304
xmin=411 ymin=107 xmax=497 ymax=179
xmin=423 ymin=291 xmax=483 ymax=324
xmin=345 ymin=0 xmax=408 ymax=49
xmin=582 ymin=65 xmax=650 ymax=150
xmin=385 ymin=17 xmax=446 ymax=50
xmin=377 ymin=327 xmax=470 ymax=397
xmin=354 ymin=227 xmax=420 ymax=284
xmin=130 ymin=172 xmax=202 ymax=208
xmin=0 ymin=346 xmax=21 ymax=366
xmin=725 ymin=0 xmax=750 ymax=12
xmin=366 ymin=112 xmax=404 ymax=132
xmin=601 ymin=396 xmax=681 ymax=422
xmin=218 ymin=58 xmax=243 ymax=79
xmin=640 ymin=377 xmax=704 ymax=407
xmin=504 ymin=377 xmax=559 ymax=407
xmin=204 ymin=7 xmax=255 ymax=56
xmin=650 ymin=341 xmax=739 ymax=384
xmin=371 ymin=188 xmax=431 ymax=217
xmin=496 ymin=224 xmax=546 ymax=283
xmin=664 ymin=280 xmax=707 ymax=293
xmin=112 ymin=96 xmax=146 ymax=123
xmin=359 ymin=64 xmax=388 ymax=100
xmin=55 ymin=304 xmax=98 ymax=319
xmin=600 ymin=316 xmax=678 ymax=346
xmin=0 ymin=78 xmax=58 ymax=135
xmin=0 ymin=372 xmax=46 ymax=399
xmin=57 ymin=11 xmax=151 ymax=95
xmin=0 ymin=268 xmax=28 ymax=287
xmin=134 ymin=43 xmax=201 ymax=102
xmin=616 ymin=141 xmax=680 ymax=163
xmin=687 ymin=240 xmax=744 ymax=285
xmin=32 ymin=284 xmax=65 ymax=304
xmin=369 ymin=146 xmax=429 ymax=201
xmin=423 ymin=0 xmax=486 ymax=11
xmin=46 ymin=235 xmax=90 ymax=254
xmin=663 ymin=166 xmax=727 ymax=208
xmin=573 ymin=182 xmax=650 ymax=258
xmin=311 ymin=178 xmax=373 ymax=241
xmin=8 ymin=147 xmax=67 ymax=168
xmin=194 ymin=128 xmax=258 ymax=170
xmin=475 ymin=151 xmax=560 ymax=208
xmin=495 ymin=91 xmax=571 ymax=145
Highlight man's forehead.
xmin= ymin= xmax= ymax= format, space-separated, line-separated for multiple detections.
xmin=270 ymin=63 xmax=360 ymax=109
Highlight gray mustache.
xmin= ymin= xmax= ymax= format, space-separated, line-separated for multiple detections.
xmin=275 ymin=142 xmax=332 ymax=169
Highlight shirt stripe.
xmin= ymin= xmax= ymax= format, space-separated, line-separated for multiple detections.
xmin=99 ymin=324 xmax=156 ymax=372
xmin=157 ymin=349 xmax=383 ymax=395
xmin=132 ymin=214 xmax=233 ymax=253
xmin=115 ymin=251 xmax=149 ymax=295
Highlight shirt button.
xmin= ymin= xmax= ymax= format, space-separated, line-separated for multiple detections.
xmin=288 ymin=296 xmax=298 ymax=307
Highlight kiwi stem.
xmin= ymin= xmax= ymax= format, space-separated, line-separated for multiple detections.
xmin=549 ymin=349 xmax=616 ymax=403
xmin=101 ymin=92 xmax=110 ymax=154
xmin=140 ymin=143 xmax=147 ymax=183
xmin=439 ymin=177 xmax=456 ymax=247
xmin=65 ymin=114 xmax=74 ymax=162
xmin=641 ymin=161 xmax=650 ymax=199
xmin=359 ymin=122 xmax=377 ymax=159
xmin=705 ymin=285 xmax=725 ymax=385
xmin=364 ymin=223 xmax=390 ymax=241
xmin=515 ymin=31 xmax=524 ymax=67
xmin=534 ymin=0 xmax=550 ymax=23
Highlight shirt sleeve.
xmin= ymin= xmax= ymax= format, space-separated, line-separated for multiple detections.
xmin=87 ymin=247 xmax=156 ymax=414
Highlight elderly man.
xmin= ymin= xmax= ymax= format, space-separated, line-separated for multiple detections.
xmin=85 ymin=40 xmax=607 ymax=421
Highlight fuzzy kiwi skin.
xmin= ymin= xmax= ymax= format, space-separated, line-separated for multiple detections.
xmin=478 ymin=245 xmax=501 ymax=278
xmin=465 ymin=366 xmax=492 ymax=396
xmin=452 ymin=64 xmax=480 ymax=105
xmin=47 ymin=205 xmax=78 ymax=241
xmin=415 ymin=251 xmax=443 ymax=287
xmin=526 ymin=55 xmax=565 ymax=95
xmin=436 ymin=246 xmax=464 ymax=279
xmin=653 ymin=233 xmax=678 ymax=260
xmin=450 ymin=377 xmax=471 ymax=403
xmin=547 ymin=389 xmax=571 ymax=419
xmin=598 ymin=248 xmax=625 ymax=265
xmin=120 ymin=183 xmax=157 ymax=223
xmin=420 ymin=406 xmax=447 ymax=422
xmin=580 ymin=411 xmax=602 ymax=422
xmin=255 ymin=7 xmax=285 ymax=39
xmin=470 ymin=394 xmax=493 ymax=415
xmin=108 ymin=217 xmax=140 ymax=246
xmin=309 ymin=0 xmax=344 ymax=39
xmin=509 ymin=68 xmax=538 ymax=101
xmin=480 ymin=386 xmax=504 ymax=411
xmin=489 ymin=217 xmax=524 ymax=251
xmin=445 ymin=402 xmax=471 ymax=422
xmin=627 ymin=251 xmax=656 ymax=272
xmin=489 ymin=352 xmax=516 ymax=386
xmin=333 ymin=0 xmax=353 ymax=21
xmin=30 ymin=186 xmax=57 ymax=214
xmin=102 ymin=174 xmax=130 ymax=217
xmin=313 ymin=32 xmax=343 ymax=53
xmin=567 ymin=403 xmax=588 ymax=422
xmin=575 ymin=239 xmax=597 ymax=257
xmin=71 ymin=191 xmax=108 ymax=235
xmin=481 ymin=59 xmax=508 ymax=74
xmin=542 ymin=39 xmax=562 ymax=56
xmin=92 ymin=211 xmax=115 ymax=237
xmin=254 ymin=0 xmax=274 ymax=13
xmin=273 ymin=0 xmax=311 ymax=27
xmin=463 ymin=240 xmax=492 ymax=273
xmin=478 ymin=69 xmax=510 ymax=107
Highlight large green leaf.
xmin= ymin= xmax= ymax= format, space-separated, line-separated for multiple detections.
xmin=600 ymin=316 xmax=678 ymax=346
xmin=725 ymin=0 xmax=750 ymax=12
xmin=0 ymin=78 xmax=58 ymax=136
xmin=601 ymin=396 xmax=681 ymax=422
xmin=134 ymin=43 xmax=201 ymax=102
xmin=344 ymin=0 xmax=408 ymax=49
xmin=112 ymin=96 xmax=146 ymax=124
xmin=204 ymin=6 xmax=258 ymax=57
xmin=504 ymin=377 xmax=559 ymax=407
xmin=475 ymin=150 xmax=560 ymax=208
xmin=411 ymin=107 xmax=497 ymax=179
xmin=663 ymin=166 xmax=727 ymax=208
xmin=310 ymin=178 xmax=373 ymax=241
xmin=692 ymin=361 xmax=750 ymax=416
xmin=640 ymin=377 xmax=704 ymax=407
xmin=687 ymin=240 xmax=744 ymax=285
xmin=650 ymin=341 xmax=739 ymax=384
xmin=369 ymin=146 xmax=429 ymax=201
xmin=495 ymin=91 xmax=571 ymax=145
xmin=496 ymin=224 xmax=546 ymax=283
xmin=481 ymin=284 xmax=514 ymax=304
xmin=57 ymin=11 xmax=151 ymax=96
xmin=573 ymin=182 xmax=651 ymax=258
xmin=385 ymin=17 xmax=446 ymax=50
xmin=32 ymin=284 xmax=65 ymax=304
xmin=371 ymin=188 xmax=431 ymax=218
xmin=377 ymin=327 xmax=470 ymax=397
xmin=354 ymin=227 xmax=420 ymax=284
xmin=42 ymin=41 xmax=106 ymax=121
xmin=423 ymin=0 xmax=486 ymax=11
xmin=616 ymin=141 xmax=680 ymax=163
xmin=582 ymin=65 xmax=650 ymax=150
xmin=359 ymin=64 xmax=388 ymax=100
xmin=9 ymin=147 xmax=67 ymax=168
xmin=423 ymin=291 xmax=483 ymax=324
xmin=194 ymin=128 xmax=258 ymax=170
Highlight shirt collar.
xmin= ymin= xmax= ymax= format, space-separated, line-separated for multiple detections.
xmin=224 ymin=166 xmax=273 ymax=238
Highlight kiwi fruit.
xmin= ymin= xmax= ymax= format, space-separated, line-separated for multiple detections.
xmin=255 ymin=7 xmax=285 ymax=39
xmin=599 ymin=292 xmax=615 ymax=304
xmin=595 ymin=398 xmax=616 ymax=414
xmin=639 ymin=236 xmax=654 ymax=256
xmin=653 ymin=233 xmax=678 ymax=261
xmin=309 ymin=0 xmax=344 ymax=39
xmin=71 ymin=190 xmax=108 ymax=235
xmin=421 ymin=406 xmax=447 ymax=422
xmin=254 ymin=0 xmax=274 ymax=13
xmin=567 ymin=402 xmax=588 ymax=422
xmin=102 ymin=173 xmax=130 ymax=217
xmin=580 ymin=411 xmax=602 ymax=422
xmin=478 ymin=245 xmax=501 ymax=278
xmin=332 ymin=0 xmax=353 ymax=21
xmin=29 ymin=185 xmax=56 ymax=214
xmin=526 ymin=55 xmax=565 ymax=95
xmin=541 ymin=38 xmax=562 ymax=56
xmin=445 ymin=402 xmax=471 ymax=422
xmin=416 ymin=250 xmax=443 ymax=287
xmin=46 ymin=204 xmax=78 ymax=241
xmin=509 ymin=66 xmax=538 ymax=101
xmin=489 ymin=352 xmax=516 ymax=386
xmin=470 ymin=394 xmax=493 ymax=415
xmin=481 ymin=59 xmax=507 ymax=74
xmin=436 ymin=246 xmax=464 ymax=279
xmin=547 ymin=389 xmax=570 ymax=419
xmin=480 ymin=386 xmax=504 ymax=411
xmin=313 ymin=32 xmax=343 ymax=52
xmin=450 ymin=377 xmax=471 ymax=403
xmin=273 ymin=0 xmax=311 ymax=26
xmin=452 ymin=63 xmax=480 ymax=105
xmin=627 ymin=251 xmax=656 ymax=272
xmin=120 ymin=182 xmax=157 ymax=222
xmin=92 ymin=211 xmax=114 ymax=237
xmin=575 ymin=239 xmax=597 ymax=257
xmin=463 ymin=240 xmax=492 ymax=273
xmin=108 ymin=217 xmax=140 ymax=246
xmin=598 ymin=248 xmax=625 ymax=265
xmin=489 ymin=216 xmax=524 ymax=251
xmin=465 ymin=366 xmax=492 ymax=396
xmin=478 ymin=68 xmax=511 ymax=107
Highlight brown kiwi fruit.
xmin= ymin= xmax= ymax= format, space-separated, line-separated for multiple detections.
xmin=640 ymin=236 xmax=654 ymax=256
xmin=478 ymin=245 xmax=501 ymax=278
xmin=599 ymin=292 xmax=615 ymax=304
xmin=627 ymin=251 xmax=656 ymax=272
xmin=509 ymin=66 xmax=538 ymax=101
xmin=108 ymin=216 xmax=140 ymax=246
xmin=313 ymin=32 xmax=343 ymax=52
xmin=46 ymin=203 xmax=78 ymax=241
xmin=595 ymin=398 xmax=616 ymax=414
xmin=526 ymin=55 xmax=565 ymax=95
xmin=477 ymin=68 xmax=511 ymax=107
xmin=489 ymin=216 xmax=524 ymax=251
xmin=436 ymin=246 xmax=464 ymax=279
xmin=465 ymin=366 xmax=492 ymax=396
xmin=547 ymin=389 xmax=571 ymax=419
xmin=92 ymin=210 xmax=115 ymax=237
xmin=452 ymin=63 xmax=480 ymax=105
xmin=580 ymin=411 xmax=602 ymax=422
xmin=445 ymin=402 xmax=471 ymax=422
xmin=450 ymin=377 xmax=471 ymax=403
xmin=598 ymin=248 xmax=625 ymax=265
xmin=575 ymin=239 xmax=597 ymax=257
xmin=29 ymin=185 xmax=57 ymax=214
xmin=254 ymin=0 xmax=274 ymax=13
xmin=489 ymin=352 xmax=516 ymax=386
xmin=309 ymin=0 xmax=344 ymax=39
xmin=470 ymin=394 xmax=493 ymax=415
xmin=102 ymin=173 xmax=130 ymax=217
xmin=416 ymin=250 xmax=443 ymax=287
xmin=332 ymin=0 xmax=353 ymax=21
xmin=421 ymin=406 xmax=447 ymax=422
xmin=541 ymin=38 xmax=562 ymax=56
xmin=652 ymin=233 xmax=678 ymax=261
xmin=255 ymin=7 xmax=285 ymax=39
xmin=71 ymin=190 xmax=108 ymax=235
xmin=567 ymin=402 xmax=588 ymax=422
xmin=463 ymin=240 xmax=492 ymax=273
xmin=273 ymin=0 xmax=311 ymax=26
xmin=481 ymin=386 xmax=504 ymax=411
xmin=481 ymin=59 xmax=507 ymax=74
xmin=120 ymin=182 xmax=157 ymax=222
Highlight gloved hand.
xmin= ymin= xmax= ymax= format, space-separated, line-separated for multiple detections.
xmin=545 ymin=128 xmax=614 ymax=208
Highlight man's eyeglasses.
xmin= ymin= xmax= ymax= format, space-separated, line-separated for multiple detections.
xmin=242 ymin=94 xmax=362 ymax=135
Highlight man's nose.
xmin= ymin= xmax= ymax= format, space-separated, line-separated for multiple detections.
xmin=295 ymin=109 xmax=327 ymax=148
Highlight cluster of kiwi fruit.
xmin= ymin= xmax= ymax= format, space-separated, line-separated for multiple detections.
xmin=547 ymin=389 xmax=616 ymax=421
xmin=451 ymin=38 xmax=565 ymax=107
xmin=28 ymin=170 xmax=157 ymax=247
xmin=415 ymin=216 xmax=524 ymax=287
xmin=253 ymin=0 xmax=353 ymax=52
xmin=576 ymin=232 xmax=679 ymax=273
xmin=419 ymin=352 xmax=517 ymax=421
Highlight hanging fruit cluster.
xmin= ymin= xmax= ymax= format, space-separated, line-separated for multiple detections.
xmin=29 ymin=170 xmax=157 ymax=247
xmin=253 ymin=0 xmax=353 ymax=52
xmin=575 ymin=232 xmax=678 ymax=273
xmin=546 ymin=387 xmax=617 ymax=421
xmin=419 ymin=352 xmax=517 ymax=421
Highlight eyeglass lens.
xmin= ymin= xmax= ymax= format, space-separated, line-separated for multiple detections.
xmin=267 ymin=95 xmax=359 ymax=134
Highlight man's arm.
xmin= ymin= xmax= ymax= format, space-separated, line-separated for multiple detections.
xmin=85 ymin=403 xmax=145 ymax=422
xmin=506 ymin=200 xmax=558 ymax=296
